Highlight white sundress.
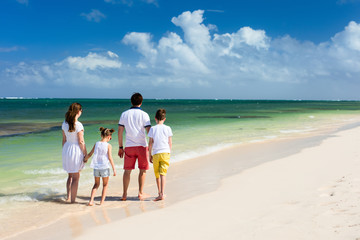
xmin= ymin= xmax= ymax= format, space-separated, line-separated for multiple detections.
xmin=62 ymin=121 xmax=85 ymax=173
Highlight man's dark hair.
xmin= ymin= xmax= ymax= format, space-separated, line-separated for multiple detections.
xmin=131 ymin=93 xmax=143 ymax=106
xmin=155 ymin=108 xmax=166 ymax=121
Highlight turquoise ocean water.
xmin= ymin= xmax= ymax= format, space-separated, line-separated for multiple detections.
xmin=0 ymin=98 xmax=360 ymax=210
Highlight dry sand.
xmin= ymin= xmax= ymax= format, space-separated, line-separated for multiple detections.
xmin=76 ymin=126 xmax=360 ymax=240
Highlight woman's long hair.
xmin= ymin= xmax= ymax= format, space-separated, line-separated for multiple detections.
xmin=65 ymin=103 xmax=82 ymax=132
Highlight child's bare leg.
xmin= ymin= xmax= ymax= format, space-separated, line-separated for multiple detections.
xmin=66 ymin=174 xmax=72 ymax=201
xmin=70 ymin=172 xmax=80 ymax=203
xmin=155 ymin=177 xmax=161 ymax=196
xmin=88 ymin=177 xmax=100 ymax=206
xmin=154 ymin=175 xmax=166 ymax=201
xmin=160 ymin=175 xmax=166 ymax=198
xmin=100 ymin=177 xmax=109 ymax=205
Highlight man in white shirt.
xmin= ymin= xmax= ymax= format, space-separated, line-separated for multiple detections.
xmin=118 ymin=93 xmax=151 ymax=200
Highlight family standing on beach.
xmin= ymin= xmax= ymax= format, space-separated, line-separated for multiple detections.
xmin=61 ymin=93 xmax=173 ymax=204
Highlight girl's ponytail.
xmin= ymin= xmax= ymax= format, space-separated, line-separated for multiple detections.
xmin=100 ymin=127 xmax=115 ymax=137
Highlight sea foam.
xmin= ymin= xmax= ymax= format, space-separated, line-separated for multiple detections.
xmin=279 ymin=128 xmax=316 ymax=134
xmin=23 ymin=168 xmax=64 ymax=175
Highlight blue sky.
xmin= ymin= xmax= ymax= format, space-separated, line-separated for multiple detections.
xmin=1 ymin=0 xmax=360 ymax=99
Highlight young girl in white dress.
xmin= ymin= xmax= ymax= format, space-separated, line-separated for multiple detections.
xmin=62 ymin=102 xmax=87 ymax=203
xmin=84 ymin=127 xmax=117 ymax=206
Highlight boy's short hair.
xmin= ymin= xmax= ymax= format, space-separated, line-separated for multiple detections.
xmin=131 ymin=93 xmax=143 ymax=106
xmin=155 ymin=108 xmax=166 ymax=121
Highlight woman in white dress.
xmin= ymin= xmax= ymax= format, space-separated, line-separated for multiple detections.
xmin=62 ymin=103 xmax=87 ymax=203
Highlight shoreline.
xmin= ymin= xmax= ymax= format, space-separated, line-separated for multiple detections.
xmin=3 ymin=120 xmax=360 ymax=240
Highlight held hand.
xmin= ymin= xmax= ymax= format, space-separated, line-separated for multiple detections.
xmin=83 ymin=156 xmax=88 ymax=163
xmin=118 ymin=148 xmax=124 ymax=158
xmin=149 ymin=156 xmax=153 ymax=163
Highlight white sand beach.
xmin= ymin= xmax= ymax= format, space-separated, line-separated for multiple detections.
xmin=4 ymin=124 xmax=360 ymax=240
xmin=75 ymin=125 xmax=360 ymax=240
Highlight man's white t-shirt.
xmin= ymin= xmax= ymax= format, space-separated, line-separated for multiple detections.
xmin=119 ymin=107 xmax=151 ymax=147
xmin=148 ymin=124 xmax=173 ymax=155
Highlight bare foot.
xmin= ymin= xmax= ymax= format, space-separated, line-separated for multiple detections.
xmin=121 ymin=194 xmax=127 ymax=201
xmin=99 ymin=201 xmax=104 ymax=205
xmin=88 ymin=202 xmax=94 ymax=206
xmin=138 ymin=193 xmax=151 ymax=200
xmin=154 ymin=195 xmax=164 ymax=201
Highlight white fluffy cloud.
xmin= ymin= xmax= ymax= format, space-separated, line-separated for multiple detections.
xmin=5 ymin=62 xmax=45 ymax=85
xmin=61 ymin=51 xmax=121 ymax=71
xmin=3 ymin=10 xmax=360 ymax=99
xmin=158 ymin=32 xmax=209 ymax=74
xmin=331 ymin=21 xmax=360 ymax=51
xmin=122 ymin=32 xmax=157 ymax=64
xmin=171 ymin=10 xmax=212 ymax=58
xmin=5 ymin=52 xmax=122 ymax=87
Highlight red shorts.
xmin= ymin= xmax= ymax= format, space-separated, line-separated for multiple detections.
xmin=124 ymin=146 xmax=149 ymax=170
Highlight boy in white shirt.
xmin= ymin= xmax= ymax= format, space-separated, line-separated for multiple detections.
xmin=148 ymin=109 xmax=173 ymax=201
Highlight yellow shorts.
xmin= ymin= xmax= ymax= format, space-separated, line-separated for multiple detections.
xmin=152 ymin=153 xmax=170 ymax=178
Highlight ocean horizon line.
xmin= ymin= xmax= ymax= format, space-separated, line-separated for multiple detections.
xmin=1 ymin=97 xmax=360 ymax=102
